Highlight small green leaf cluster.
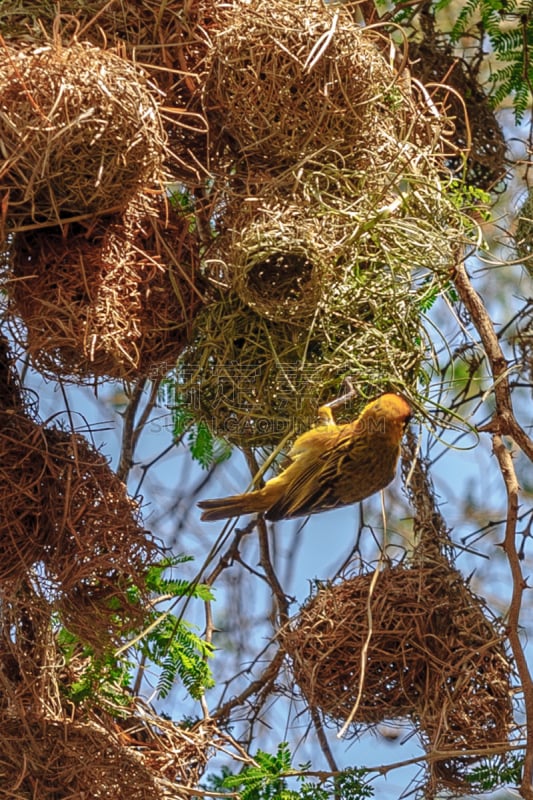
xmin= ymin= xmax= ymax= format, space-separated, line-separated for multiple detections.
xmin=438 ymin=0 xmax=533 ymax=121
xmin=58 ymin=555 xmax=215 ymax=709
xmin=209 ymin=742 xmax=374 ymax=800
xmin=160 ymin=380 xmax=233 ymax=468
xmin=466 ymin=753 xmax=524 ymax=792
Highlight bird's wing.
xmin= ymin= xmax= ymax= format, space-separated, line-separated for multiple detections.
xmin=265 ymin=426 xmax=357 ymax=520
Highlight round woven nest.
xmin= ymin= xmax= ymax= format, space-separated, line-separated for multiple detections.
xmin=203 ymin=0 xmax=432 ymax=170
xmin=0 ymin=404 xmax=159 ymax=649
xmin=281 ymin=557 xmax=513 ymax=785
xmin=0 ymin=41 xmax=167 ymax=233
xmin=5 ymin=200 xmax=204 ymax=382
xmin=0 ymin=2 xmax=219 ymax=188
xmin=208 ymin=198 xmax=356 ymax=323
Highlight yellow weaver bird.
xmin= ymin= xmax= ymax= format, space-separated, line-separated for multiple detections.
xmin=198 ymin=392 xmax=412 ymax=522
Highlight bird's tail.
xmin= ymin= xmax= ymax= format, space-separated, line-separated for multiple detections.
xmin=198 ymin=489 xmax=270 ymax=522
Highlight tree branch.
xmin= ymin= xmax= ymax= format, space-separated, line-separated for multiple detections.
xmin=493 ymin=434 xmax=533 ymax=800
xmin=452 ymin=261 xmax=533 ymax=461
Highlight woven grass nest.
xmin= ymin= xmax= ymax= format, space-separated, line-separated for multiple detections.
xmin=0 ymin=713 xmax=219 ymax=799
xmin=0 ymin=403 xmax=160 ymax=649
xmin=514 ymin=189 xmax=533 ymax=276
xmin=203 ymin=0 xmax=435 ymax=170
xmin=409 ymin=39 xmax=507 ymax=190
xmin=5 ymin=201 xmax=204 ymax=382
xmin=0 ymin=1 xmax=217 ymax=187
xmin=208 ymin=198 xmax=356 ymax=323
xmin=179 ymin=269 xmax=424 ymax=446
xmin=281 ymin=557 xmax=513 ymax=789
xmin=0 ymin=41 xmax=167 ymax=234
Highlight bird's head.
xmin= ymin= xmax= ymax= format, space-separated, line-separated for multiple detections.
xmin=360 ymin=393 xmax=412 ymax=440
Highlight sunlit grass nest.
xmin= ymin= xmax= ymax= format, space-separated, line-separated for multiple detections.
xmin=408 ymin=40 xmax=507 ymax=190
xmin=0 ymin=2 xmax=216 ymax=188
xmin=0 ymin=408 xmax=159 ymax=649
xmin=0 ymin=41 xmax=167 ymax=234
xmin=0 ymin=713 xmax=220 ymax=799
xmin=281 ymin=557 xmax=513 ymax=791
xmin=203 ymin=0 xmax=437 ymax=171
xmin=5 ymin=200 xmax=205 ymax=381
xmin=178 ymin=275 xmax=424 ymax=447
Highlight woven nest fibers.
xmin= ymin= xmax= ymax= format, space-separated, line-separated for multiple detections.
xmin=409 ymin=40 xmax=507 ymax=190
xmin=0 ymin=715 xmax=215 ymax=799
xmin=204 ymin=0 xmax=423 ymax=168
xmin=281 ymin=563 xmax=513 ymax=768
xmin=0 ymin=41 xmax=167 ymax=232
xmin=514 ymin=190 xmax=533 ymax=276
xmin=209 ymin=201 xmax=355 ymax=323
xmin=179 ymin=274 xmax=423 ymax=447
xmin=5 ymin=204 xmax=204 ymax=381
xmin=0 ymin=410 xmax=159 ymax=649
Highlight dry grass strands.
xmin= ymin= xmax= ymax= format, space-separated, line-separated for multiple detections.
xmin=203 ymin=0 xmax=429 ymax=171
xmin=0 ymin=411 xmax=60 ymax=584
xmin=0 ymin=41 xmax=167 ymax=234
xmin=5 ymin=203 xmax=204 ymax=381
xmin=0 ymin=1 xmax=216 ymax=187
xmin=42 ymin=427 xmax=159 ymax=649
xmin=0 ymin=408 xmax=159 ymax=648
xmin=409 ymin=40 xmax=507 ymax=190
xmin=281 ymin=561 xmax=512 ymax=789
xmin=0 ymin=714 xmax=219 ymax=799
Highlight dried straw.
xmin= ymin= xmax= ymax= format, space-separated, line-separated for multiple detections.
xmin=0 ymin=1 xmax=216 ymax=187
xmin=5 ymin=200 xmax=205 ymax=382
xmin=281 ymin=557 xmax=513 ymax=789
xmin=0 ymin=406 xmax=160 ymax=649
xmin=0 ymin=713 xmax=220 ymax=799
xmin=0 ymin=41 xmax=167 ymax=235
xmin=203 ymin=0 xmax=436 ymax=172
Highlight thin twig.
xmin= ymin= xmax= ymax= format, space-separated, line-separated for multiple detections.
xmin=212 ymin=648 xmax=285 ymax=723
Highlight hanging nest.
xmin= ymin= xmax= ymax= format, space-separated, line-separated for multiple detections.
xmin=207 ymin=199 xmax=355 ymax=323
xmin=408 ymin=39 xmax=507 ymax=191
xmin=203 ymin=0 xmax=435 ymax=171
xmin=5 ymin=201 xmax=204 ymax=382
xmin=0 ymin=41 xmax=167 ymax=235
xmin=281 ymin=559 xmax=513 ymax=792
xmin=0 ymin=713 xmax=221 ymax=799
xmin=0 ymin=411 xmax=60 ymax=585
xmin=0 ymin=1 xmax=219 ymax=188
xmin=179 ymin=255 xmax=424 ymax=447
xmin=0 ymin=577 xmax=222 ymax=796
xmin=514 ymin=189 xmax=533 ymax=277
xmin=0 ymin=405 xmax=160 ymax=649
xmin=41 ymin=426 xmax=160 ymax=649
